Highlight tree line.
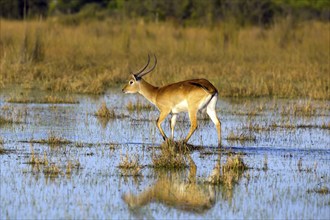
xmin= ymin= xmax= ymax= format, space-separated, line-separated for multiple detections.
xmin=0 ymin=0 xmax=329 ymax=26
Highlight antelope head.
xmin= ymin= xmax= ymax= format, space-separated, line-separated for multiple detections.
xmin=122 ymin=54 xmax=157 ymax=94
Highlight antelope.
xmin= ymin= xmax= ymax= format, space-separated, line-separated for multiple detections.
xmin=122 ymin=54 xmax=221 ymax=147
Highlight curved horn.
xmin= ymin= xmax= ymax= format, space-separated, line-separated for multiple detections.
xmin=137 ymin=54 xmax=157 ymax=78
xmin=134 ymin=54 xmax=150 ymax=77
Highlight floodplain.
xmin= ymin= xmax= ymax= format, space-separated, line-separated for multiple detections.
xmin=1 ymin=87 xmax=329 ymax=219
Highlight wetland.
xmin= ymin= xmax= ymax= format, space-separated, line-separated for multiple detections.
xmin=1 ymin=87 xmax=329 ymax=219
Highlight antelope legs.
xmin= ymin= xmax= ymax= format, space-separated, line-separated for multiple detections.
xmin=170 ymin=114 xmax=177 ymax=138
xmin=156 ymin=110 xmax=170 ymax=140
xmin=184 ymin=109 xmax=198 ymax=143
xmin=206 ymin=96 xmax=221 ymax=147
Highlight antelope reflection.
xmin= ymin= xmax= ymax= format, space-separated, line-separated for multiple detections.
xmin=122 ymin=156 xmax=216 ymax=213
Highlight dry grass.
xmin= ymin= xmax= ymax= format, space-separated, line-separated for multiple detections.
xmin=0 ymin=137 xmax=4 ymax=154
xmin=307 ymin=186 xmax=330 ymax=195
xmin=206 ymin=154 xmax=248 ymax=191
xmin=226 ymin=130 xmax=256 ymax=142
xmin=280 ymin=100 xmax=317 ymax=116
xmin=152 ymin=139 xmax=189 ymax=169
xmin=0 ymin=116 xmax=14 ymax=126
xmin=43 ymin=164 xmax=62 ymax=178
xmin=118 ymin=152 xmax=142 ymax=177
xmin=29 ymin=151 xmax=49 ymax=166
xmin=65 ymin=160 xmax=81 ymax=176
xmin=94 ymin=101 xmax=116 ymax=119
xmin=0 ymin=19 xmax=329 ymax=99
xmin=27 ymin=144 xmax=80 ymax=178
xmin=27 ymin=134 xmax=72 ymax=146
xmin=126 ymin=100 xmax=154 ymax=112
xmin=6 ymin=95 xmax=78 ymax=104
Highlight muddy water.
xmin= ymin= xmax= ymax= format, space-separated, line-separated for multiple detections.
xmin=1 ymin=87 xmax=329 ymax=219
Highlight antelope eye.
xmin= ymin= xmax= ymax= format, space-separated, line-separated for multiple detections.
xmin=129 ymin=80 xmax=134 ymax=85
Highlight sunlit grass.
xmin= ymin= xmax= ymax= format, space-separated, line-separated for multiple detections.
xmin=307 ymin=186 xmax=330 ymax=195
xmin=118 ymin=152 xmax=142 ymax=177
xmin=1 ymin=19 xmax=328 ymax=99
xmin=126 ymin=100 xmax=154 ymax=112
xmin=206 ymin=154 xmax=248 ymax=191
xmin=280 ymin=100 xmax=317 ymax=116
xmin=0 ymin=137 xmax=4 ymax=154
xmin=94 ymin=101 xmax=116 ymax=119
xmin=27 ymin=134 xmax=72 ymax=146
xmin=0 ymin=116 xmax=14 ymax=125
xmin=152 ymin=139 xmax=189 ymax=169
xmin=226 ymin=130 xmax=256 ymax=142
xmin=6 ymin=95 xmax=79 ymax=104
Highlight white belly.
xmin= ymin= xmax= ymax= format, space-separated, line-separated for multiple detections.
xmin=172 ymin=100 xmax=188 ymax=113
xmin=171 ymin=95 xmax=212 ymax=114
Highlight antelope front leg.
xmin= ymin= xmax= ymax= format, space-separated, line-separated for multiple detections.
xmin=156 ymin=111 xmax=170 ymax=141
xmin=184 ymin=110 xmax=198 ymax=144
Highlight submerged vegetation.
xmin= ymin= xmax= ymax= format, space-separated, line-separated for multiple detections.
xmin=126 ymin=100 xmax=154 ymax=112
xmin=0 ymin=137 xmax=4 ymax=154
xmin=0 ymin=18 xmax=329 ymax=99
xmin=0 ymin=116 xmax=14 ymax=126
xmin=206 ymin=154 xmax=248 ymax=191
xmin=307 ymin=186 xmax=330 ymax=195
xmin=118 ymin=153 xmax=142 ymax=177
xmin=26 ymin=134 xmax=72 ymax=146
xmin=226 ymin=131 xmax=256 ymax=142
xmin=27 ymin=144 xmax=80 ymax=178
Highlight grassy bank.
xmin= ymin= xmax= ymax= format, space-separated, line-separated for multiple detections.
xmin=0 ymin=18 xmax=329 ymax=99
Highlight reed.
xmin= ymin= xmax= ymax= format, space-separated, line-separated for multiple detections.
xmin=152 ymin=139 xmax=189 ymax=169
xmin=94 ymin=101 xmax=116 ymax=119
xmin=1 ymin=19 xmax=328 ymax=99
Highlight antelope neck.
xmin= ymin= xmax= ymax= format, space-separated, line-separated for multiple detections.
xmin=138 ymin=79 xmax=158 ymax=105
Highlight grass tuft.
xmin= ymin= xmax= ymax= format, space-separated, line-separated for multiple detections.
xmin=307 ymin=186 xmax=330 ymax=195
xmin=0 ymin=116 xmax=14 ymax=126
xmin=0 ymin=137 xmax=4 ymax=154
xmin=94 ymin=102 xmax=116 ymax=119
xmin=152 ymin=139 xmax=189 ymax=169
xmin=27 ymin=134 xmax=72 ymax=146
xmin=43 ymin=164 xmax=62 ymax=178
xmin=126 ymin=100 xmax=154 ymax=112
xmin=226 ymin=131 xmax=256 ymax=142
xmin=118 ymin=153 xmax=142 ymax=177
xmin=206 ymin=154 xmax=248 ymax=190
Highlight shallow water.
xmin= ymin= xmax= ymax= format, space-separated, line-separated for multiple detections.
xmin=1 ymin=87 xmax=329 ymax=219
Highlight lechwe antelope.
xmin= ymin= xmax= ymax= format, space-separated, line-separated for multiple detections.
xmin=122 ymin=54 xmax=221 ymax=146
